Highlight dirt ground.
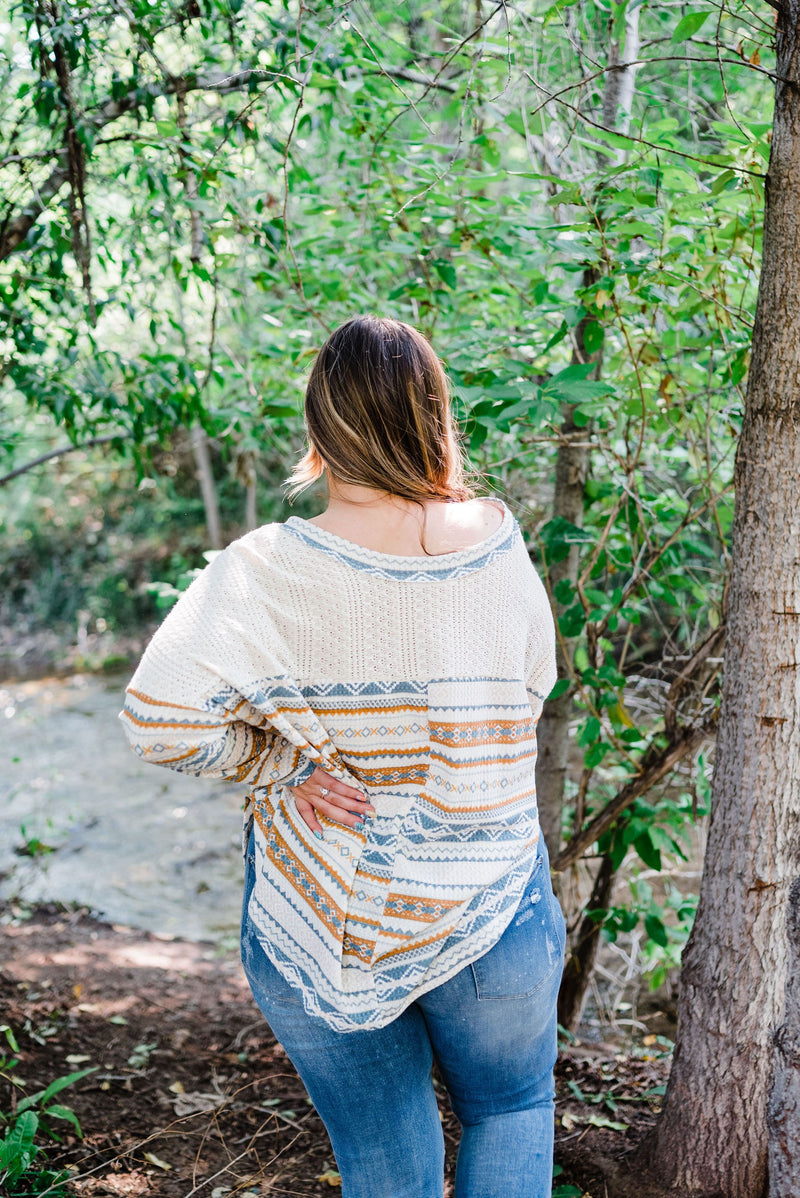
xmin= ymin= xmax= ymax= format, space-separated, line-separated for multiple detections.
xmin=0 ymin=900 xmax=671 ymax=1198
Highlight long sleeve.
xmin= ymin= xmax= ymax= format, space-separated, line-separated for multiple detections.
xmin=120 ymin=685 xmax=318 ymax=788
xmin=523 ymin=561 xmax=558 ymax=721
xmin=119 ymin=537 xmax=321 ymax=791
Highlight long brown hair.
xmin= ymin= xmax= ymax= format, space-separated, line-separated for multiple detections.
xmin=285 ymin=316 xmax=474 ymax=503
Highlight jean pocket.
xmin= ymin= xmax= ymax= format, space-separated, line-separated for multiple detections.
xmin=241 ymin=924 xmax=305 ymax=1008
xmin=470 ymin=854 xmax=565 ymax=1000
xmin=240 ymin=846 xmax=304 ymax=1009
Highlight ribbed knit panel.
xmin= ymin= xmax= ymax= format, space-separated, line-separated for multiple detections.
xmin=119 ymin=500 xmax=557 ymax=1030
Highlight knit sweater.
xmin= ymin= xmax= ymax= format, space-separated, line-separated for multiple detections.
xmin=119 ymin=498 xmax=557 ymax=1031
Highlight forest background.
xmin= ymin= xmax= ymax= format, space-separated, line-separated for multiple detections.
xmin=0 ymin=0 xmax=794 ymax=1196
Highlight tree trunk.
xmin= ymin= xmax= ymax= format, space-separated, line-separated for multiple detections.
xmin=557 ymin=849 xmax=616 ymax=1031
xmin=644 ymin=5 xmax=800 ymax=1193
xmin=768 ymin=877 xmax=800 ymax=1195
xmin=536 ymin=401 xmax=592 ymax=853
xmin=536 ymin=9 xmax=641 ymax=854
xmin=191 ymin=425 xmax=223 ymax=550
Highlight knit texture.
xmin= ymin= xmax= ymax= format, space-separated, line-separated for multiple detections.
xmin=120 ymin=499 xmax=557 ymax=1031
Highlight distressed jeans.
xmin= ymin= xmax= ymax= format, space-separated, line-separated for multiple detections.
xmin=241 ymin=829 xmax=566 ymax=1198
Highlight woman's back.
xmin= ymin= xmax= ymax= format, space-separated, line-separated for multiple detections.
xmin=120 ymin=494 xmax=555 ymax=1029
xmin=120 ymin=315 xmax=564 ymax=1196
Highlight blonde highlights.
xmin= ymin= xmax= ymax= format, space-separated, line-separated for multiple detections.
xmin=285 ymin=316 xmax=474 ymax=503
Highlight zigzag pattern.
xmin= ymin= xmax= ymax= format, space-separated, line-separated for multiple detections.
xmin=283 ymin=517 xmax=517 ymax=583
xmin=120 ymin=498 xmax=558 ymax=1030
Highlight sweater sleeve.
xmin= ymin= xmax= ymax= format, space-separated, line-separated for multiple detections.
xmin=524 ymin=563 xmax=558 ymax=721
xmin=119 ymin=539 xmax=320 ymax=790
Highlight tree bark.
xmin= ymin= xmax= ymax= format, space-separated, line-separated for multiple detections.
xmin=557 ymin=849 xmax=616 ymax=1031
xmin=768 ymin=877 xmax=800 ymax=1195
xmin=191 ymin=425 xmax=222 ymax=551
xmin=643 ymin=4 xmax=800 ymax=1193
xmin=536 ymin=8 xmax=641 ymax=854
xmin=536 ymin=402 xmax=592 ymax=853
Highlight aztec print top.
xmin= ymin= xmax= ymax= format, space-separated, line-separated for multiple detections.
xmin=119 ymin=498 xmax=557 ymax=1031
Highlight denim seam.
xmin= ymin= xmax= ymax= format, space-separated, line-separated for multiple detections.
xmin=469 ymin=949 xmax=562 ymax=1002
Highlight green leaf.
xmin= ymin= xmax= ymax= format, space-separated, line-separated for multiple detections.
xmin=558 ymin=605 xmax=586 ymax=637
xmin=432 ymin=259 xmax=456 ymax=289
xmin=634 ymin=831 xmax=662 ymax=872
xmin=671 ymin=11 xmax=713 ymax=42
xmin=578 ymin=716 xmax=601 ymax=746
xmin=711 ymin=169 xmax=736 ymax=195
xmin=582 ymin=321 xmax=604 ymax=354
xmin=539 ymin=517 xmax=594 ymax=563
xmin=645 ymin=913 xmax=670 ymax=947
xmin=584 ymin=741 xmax=609 ymax=768
xmin=548 ymin=677 xmax=571 ymax=700
xmin=0 ymin=1110 xmax=38 ymax=1179
xmin=542 ymin=363 xmax=615 ymax=405
xmin=542 ymin=320 xmax=569 ymax=353
xmin=0 ymin=1025 xmax=20 ymax=1054
xmin=554 ymin=578 xmax=575 ymax=604
xmin=18 ymin=1067 xmax=98 ymax=1114
xmin=43 ymin=1103 xmax=83 ymax=1136
xmin=648 ymin=966 xmax=668 ymax=990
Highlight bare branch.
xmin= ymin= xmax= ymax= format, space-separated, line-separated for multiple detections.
xmin=0 ymin=156 xmax=70 ymax=259
xmin=0 ymin=69 xmax=281 ymax=262
xmin=0 ymin=432 xmax=129 ymax=487
xmin=552 ymin=720 xmax=715 ymax=873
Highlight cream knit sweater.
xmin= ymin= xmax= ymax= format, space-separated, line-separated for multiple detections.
xmin=120 ymin=499 xmax=557 ymax=1031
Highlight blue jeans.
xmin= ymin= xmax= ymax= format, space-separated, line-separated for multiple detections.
xmin=241 ymin=830 xmax=566 ymax=1198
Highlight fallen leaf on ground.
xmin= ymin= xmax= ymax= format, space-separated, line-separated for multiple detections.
xmin=143 ymin=1152 xmax=171 ymax=1170
xmin=317 ymin=1168 xmax=342 ymax=1186
xmin=172 ymin=1089 xmax=226 ymax=1116
xmin=562 ymin=1110 xmax=628 ymax=1132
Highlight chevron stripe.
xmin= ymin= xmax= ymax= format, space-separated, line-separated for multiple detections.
xmin=120 ymin=499 xmax=558 ymax=1031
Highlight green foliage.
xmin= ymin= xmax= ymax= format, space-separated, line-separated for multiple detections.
xmin=552 ymin=1161 xmax=583 ymax=1197
xmin=15 ymin=826 xmax=55 ymax=859
xmin=0 ymin=0 xmax=774 ymax=997
xmin=0 ymin=1026 xmax=95 ymax=1196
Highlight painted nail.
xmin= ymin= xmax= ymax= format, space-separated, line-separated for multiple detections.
xmin=314 ymin=831 xmax=324 ymax=841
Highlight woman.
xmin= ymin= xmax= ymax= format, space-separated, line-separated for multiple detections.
xmin=120 ymin=315 xmax=565 ymax=1198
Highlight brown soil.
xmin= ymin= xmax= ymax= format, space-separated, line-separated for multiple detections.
xmin=0 ymin=901 xmax=670 ymax=1198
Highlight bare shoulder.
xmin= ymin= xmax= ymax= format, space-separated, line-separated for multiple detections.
xmin=427 ymin=497 xmax=505 ymax=552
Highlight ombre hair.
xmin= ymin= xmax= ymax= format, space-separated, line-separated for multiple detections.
xmin=285 ymin=316 xmax=475 ymax=504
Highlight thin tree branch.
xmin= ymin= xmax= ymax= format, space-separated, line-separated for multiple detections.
xmin=0 ymin=156 xmax=69 ymax=259
xmin=663 ymin=622 xmax=726 ymax=738
xmin=0 ymin=69 xmax=283 ymax=261
xmin=552 ymin=721 xmax=715 ymax=873
xmin=0 ymin=432 xmax=128 ymax=486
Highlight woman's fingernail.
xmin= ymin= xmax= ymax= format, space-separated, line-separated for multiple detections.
xmin=314 ymin=831 xmax=324 ymax=841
